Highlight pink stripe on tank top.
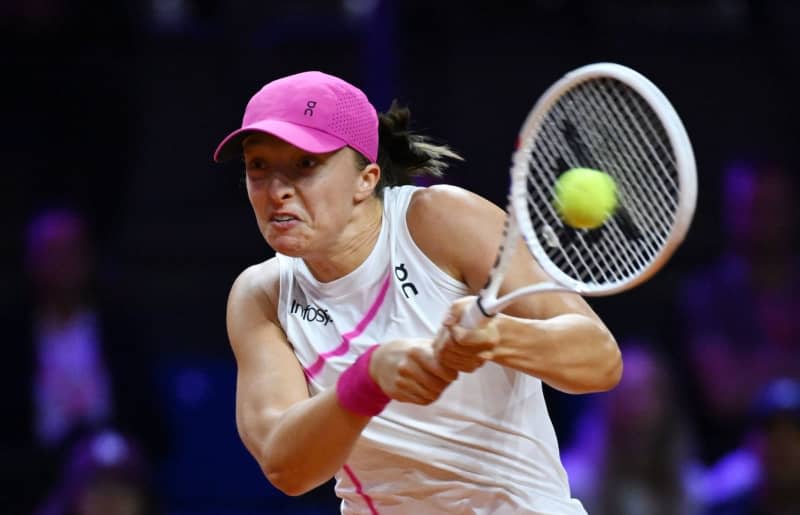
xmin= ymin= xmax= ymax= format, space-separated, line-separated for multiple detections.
xmin=343 ymin=464 xmax=380 ymax=515
xmin=304 ymin=273 xmax=392 ymax=379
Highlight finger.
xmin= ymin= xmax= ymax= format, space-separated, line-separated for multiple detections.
xmin=438 ymin=348 xmax=487 ymax=372
xmin=437 ymin=331 xmax=492 ymax=368
xmin=395 ymin=390 xmax=437 ymax=405
xmin=442 ymin=296 xmax=476 ymax=328
xmin=400 ymin=375 xmax=447 ymax=403
xmin=383 ymin=365 xmax=443 ymax=404
xmin=411 ymin=347 xmax=458 ymax=382
xmin=432 ymin=327 xmax=449 ymax=357
xmin=417 ymin=359 xmax=458 ymax=388
xmin=452 ymin=321 xmax=499 ymax=342
xmin=439 ymin=356 xmax=484 ymax=373
xmin=393 ymin=375 xmax=447 ymax=405
xmin=401 ymin=353 xmax=455 ymax=394
xmin=448 ymin=326 xmax=496 ymax=352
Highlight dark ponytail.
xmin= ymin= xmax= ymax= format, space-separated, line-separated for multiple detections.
xmin=357 ymin=101 xmax=463 ymax=197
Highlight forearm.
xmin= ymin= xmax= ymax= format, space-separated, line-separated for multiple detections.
xmin=252 ymin=388 xmax=371 ymax=496
xmin=491 ymin=313 xmax=622 ymax=393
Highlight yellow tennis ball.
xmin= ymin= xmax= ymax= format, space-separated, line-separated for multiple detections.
xmin=554 ymin=168 xmax=618 ymax=229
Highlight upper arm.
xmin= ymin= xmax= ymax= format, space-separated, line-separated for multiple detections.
xmin=226 ymin=259 xmax=309 ymax=459
xmin=407 ymin=185 xmax=602 ymax=322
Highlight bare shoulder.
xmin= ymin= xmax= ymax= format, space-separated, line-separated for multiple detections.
xmin=408 ymin=183 xmax=499 ymax=215
xmin=227 ymin=257 xmax=283 ymax=344
xmin=406 ymin=185 xmax=506 ymax=289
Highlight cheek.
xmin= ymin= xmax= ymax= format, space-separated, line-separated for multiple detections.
xmin=245 ymin=182 xmax=271 ymax=216
xmin=306 ymin=179 xmax=352 ymax=221
xmin=245 ymin=180 xmax=260 ymax=204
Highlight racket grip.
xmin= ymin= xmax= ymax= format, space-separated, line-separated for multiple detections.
xmin=433 ymin=298 xmax=493 ymax=356
xmin=459 ymin=298 xmax=493 ymax=329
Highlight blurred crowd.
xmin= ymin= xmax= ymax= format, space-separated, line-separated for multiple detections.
xmin=2 ymin=208 xmax=166 ymax=514
xmin=2 ymin=157 xmax=797 ymax=515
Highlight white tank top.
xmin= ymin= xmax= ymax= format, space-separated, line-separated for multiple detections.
xmin=276 ymin=185 xmax=586 ymax=515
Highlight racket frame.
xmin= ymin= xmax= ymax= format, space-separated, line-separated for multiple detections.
xmin=469 ymin=63 xmax=697 ymax=324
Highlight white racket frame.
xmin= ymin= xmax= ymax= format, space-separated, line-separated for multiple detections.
xmin=461 ymin=63 xmax=697 ymax=328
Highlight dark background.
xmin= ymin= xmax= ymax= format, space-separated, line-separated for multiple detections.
xmin=2 ymin=1 xmax=799 ymax=513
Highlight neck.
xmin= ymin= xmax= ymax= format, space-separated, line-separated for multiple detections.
xmin=303 ymin=197 xmax=383 ymax=283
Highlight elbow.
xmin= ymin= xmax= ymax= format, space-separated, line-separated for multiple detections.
xmin=265 ymin=467 xmax=315 ymax=497
xmin=602 ymin=344 xmax=623 ymax=391
xmin=260 ymin=450 xmax=327 ymax=497
xmin=244 ymin=435 xmax=318 ymax=496
xmin=241 ymin=422 xmax=331 ymax=497
xmin=567 ymin=333 xmax=622 ymax=394
xmin=593 ymin=336 xmax=623 ymax=392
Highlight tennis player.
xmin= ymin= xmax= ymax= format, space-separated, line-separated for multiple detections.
xmin=216 ymin=71 xmax=622 ymax=514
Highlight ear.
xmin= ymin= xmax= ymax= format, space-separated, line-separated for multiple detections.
xmin=354 ymin=162 xmax=381 ymax=202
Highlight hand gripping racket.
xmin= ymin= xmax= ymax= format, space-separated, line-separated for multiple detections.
xmin=456 ymin=62 xmax=697 ymax=329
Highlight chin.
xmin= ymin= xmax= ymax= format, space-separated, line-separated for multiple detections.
xmin=265 ymin=234 xmax=309 ymax=257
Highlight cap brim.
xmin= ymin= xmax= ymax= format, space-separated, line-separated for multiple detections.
xmin=213 ymin=119 xmax=348 ymax=162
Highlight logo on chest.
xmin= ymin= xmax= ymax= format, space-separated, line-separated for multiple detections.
xmin=290 ymin=299 xmax=333 ymax=325
xmin=394 ymin=263 xmax=419 ymax=299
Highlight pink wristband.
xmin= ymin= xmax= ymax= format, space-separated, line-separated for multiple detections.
xmin=336 ymin=345 xmax=390 ymax=416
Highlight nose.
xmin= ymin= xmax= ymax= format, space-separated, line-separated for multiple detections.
xmin=267 ymin=173 xmax=294 ymax=202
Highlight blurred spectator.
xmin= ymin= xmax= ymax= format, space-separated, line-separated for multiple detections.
xmin=35 ymin=429 xmax=161 ymax=515
xmin=0 ymin=208 xmax=165 ymax=514
xmin=677 ymin=160 xmax=800 ymax=464
xmin=562 ymin=341 xmax=705 ymax=515
xmin=703 ymin=377 xmax=800 ymax=515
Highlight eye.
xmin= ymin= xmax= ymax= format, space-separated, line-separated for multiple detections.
xmin=298 ymin=156 xmax=318 ymax=170
xmin=246 ymin=157 xmax=268 ymax=171
xmin=245 ymin=158 xmax=271 ymax=180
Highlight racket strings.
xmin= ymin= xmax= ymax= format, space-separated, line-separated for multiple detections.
xmin=547 ymin=96 xmax=666 ymax=267
xmin=525 ymin=113 xmax=648 ymax=283
xmin=593 ymin=82 xmax=679 ymax=227
xmin=562 ymin=82 xmax=672 ymax=242
xmin=526 ymin=115 xmax=642 ymax=283
xmin=566 ymin=81 xmax=674 ymax=278
xmin=573 ymin=85 xmax=674 ymax=255
xmin=521 ymin=77 xmax=681 ymax=287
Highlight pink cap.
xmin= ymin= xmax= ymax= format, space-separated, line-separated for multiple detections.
xmin=214 ymin=71 xmax=379 ymax=163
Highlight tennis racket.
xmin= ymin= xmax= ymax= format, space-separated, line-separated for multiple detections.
xmin=454 ymin=62 xmax=697 ymax=329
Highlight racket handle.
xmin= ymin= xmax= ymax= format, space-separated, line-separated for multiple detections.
xmin=432 ymin=297 xmax=493 ymax=358
xmin=460 ymin=297 xmax=493 ymax=329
